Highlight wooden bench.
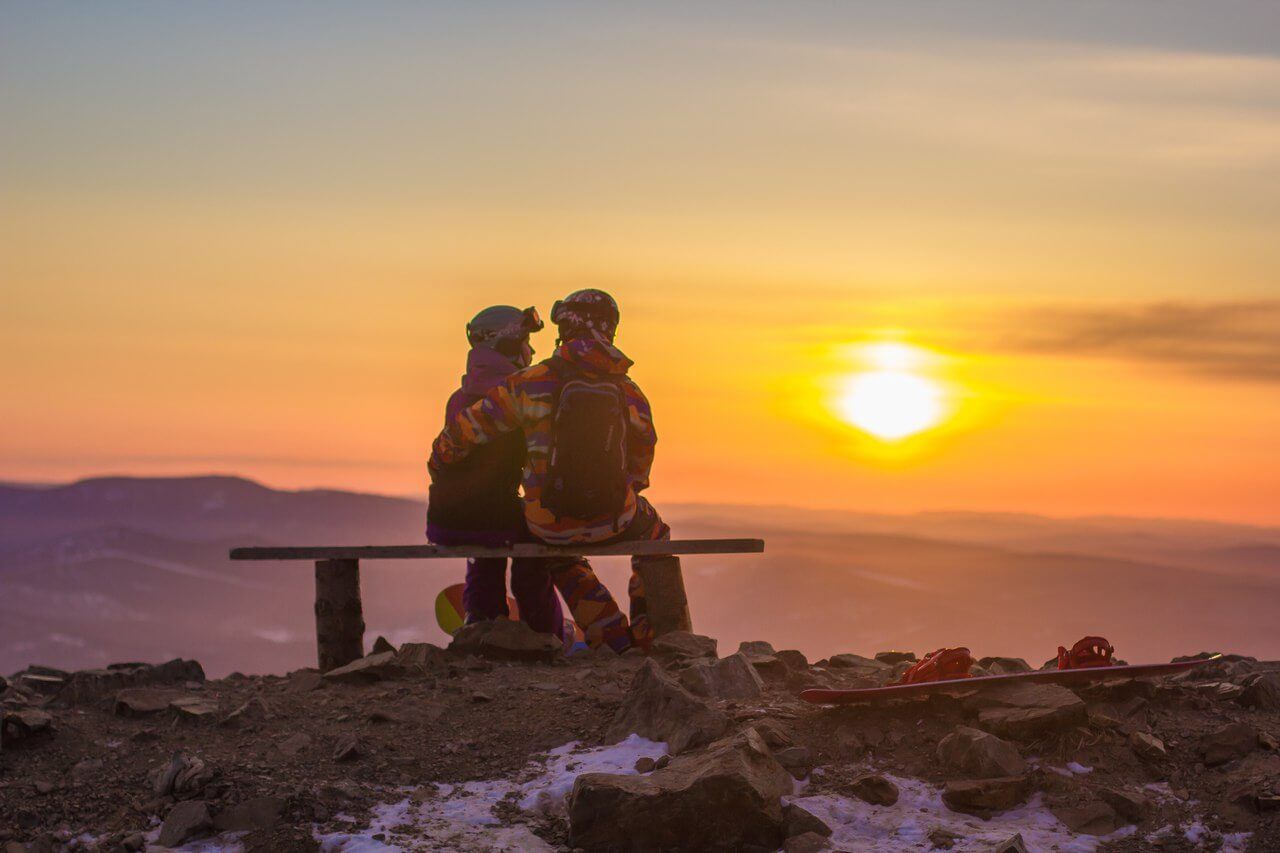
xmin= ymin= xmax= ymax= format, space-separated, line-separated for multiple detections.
xmin=229 ymin=539 xmax=764 ymax=670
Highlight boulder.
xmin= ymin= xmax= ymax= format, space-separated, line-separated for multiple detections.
xmin=285 ymin=671 xmax=324 ymax=693
xmin=213 ymin=796 xmax=286 ymax=832
xmin=847 ymin=774 xmax=899 ymax=806
xmin=752 ymin=718 xmax=795 ymax=750
xmin=114 ymin=688 xmax=184 ymax=717
xmin=969 ymin=683 xmax=1086 ymax=740
xmin=1099 ymin=787 xmax=1151 ymax=823
xmin=774 ymin=746 xmax=814 ymax=780
xmin=1201 ymin=722 xmax=1258 ymax=766
xmin=1130 ymin=731 xmax=1167 ymax=760
xmin=170 ymin=696 xmax=219 ymax=720
xmin=782 ymin=803 xmax=832 ymax=838
xmin=448 ymin=620 xmax=561 ymax=663
xmin=650 ymin=631 xmax=718 ymax=662
xmin=1 ymin=707 xmax=54 ymax=745
xmin=739 ymin=640 xmax=776 ymax=657
xmin=775 ymin=650 xmax=809 ymax=671
xmin=679 ymin=652 xmax=765 ymax=701
xmin=278 ymin=732 xmax=312 ymax=757
xmin=605 ymin=659 xmax=729 ymax=753
xmin=568 ymin=728 xmax=792 ymax=851
xmin=1239 ymin=673 xmax=1280 ymax=712
xmin=936 ymin=726 xmax=1026 ymax=778
xmin=158 ymin=801 xmax=212 ymax=848
xmin=154 ymin=752 xmax=214 ymax=797
xmin=874 ymin=651 xmax=916 ymax=664
xmin=992 ymin=834 xmax=1029 ymax=853
xmin=827 ymin=653 xmax=888 ymax=670
xmin=322 ymin=650 xmax=400 ymax=683
xmin=1051 ymin=801 xmax=1120 ymax=835
xmin=221 ymin=696 xmax=272 ymax=728
xmin=977 ymin=657 xmax=1033 ymax=675
xmin=396 ymin=642 xmax=446 ymax=670
xmin=942 ymin=777 xmax=1029 ymax=818
xmin=60 ymin=659 xmax=205 ymax=704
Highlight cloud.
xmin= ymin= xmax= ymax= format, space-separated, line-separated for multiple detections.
xmin=1002 ymin=300 xmax=1280 ymax=382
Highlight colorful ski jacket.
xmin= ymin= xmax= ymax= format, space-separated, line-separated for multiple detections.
xmin=429 ymin=337 xmax=657 ymax=544
xmin=426 ymin=347 xmax=527 ymax=544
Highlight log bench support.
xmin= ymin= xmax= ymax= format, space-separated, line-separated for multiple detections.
xmin=229 ymin=539 xmax=762 ymax=671
xmin=314 ymin=559 xmax=365 ymax=672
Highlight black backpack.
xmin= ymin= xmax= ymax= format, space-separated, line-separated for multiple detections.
xmin=541 ymin=357 xmax=630 ymax=519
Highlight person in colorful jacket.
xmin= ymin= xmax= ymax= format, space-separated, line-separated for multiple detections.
xmin=426 ymin=305 xmax=567 ymax=638
xmin=429 ymin=289 xmax=682 ymax=649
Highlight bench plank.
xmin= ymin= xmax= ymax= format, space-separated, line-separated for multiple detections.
xmin=230 ymin=538 xmax=763 ymax=561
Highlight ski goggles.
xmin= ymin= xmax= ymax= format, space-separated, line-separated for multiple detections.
xmin=521 ymin=306 xmax=545 ymax=334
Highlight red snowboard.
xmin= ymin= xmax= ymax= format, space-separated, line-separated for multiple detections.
xmin=800 ymin=655 xmax=1221 ymax=705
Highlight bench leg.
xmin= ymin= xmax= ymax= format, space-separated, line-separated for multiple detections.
xmin=315 ymin=559 xmax=365 ymax=671
xmin=636 ymin=555 xmax=693 ymax=638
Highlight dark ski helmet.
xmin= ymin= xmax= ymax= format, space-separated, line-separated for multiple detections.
xmin=550 ymin=289 xmax=620 ymax=342
xmin=466 ymin=305 xmax=544 ymax=365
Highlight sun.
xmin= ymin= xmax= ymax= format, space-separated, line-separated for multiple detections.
xmin=835 ymin=343 xmax=948 ymax=440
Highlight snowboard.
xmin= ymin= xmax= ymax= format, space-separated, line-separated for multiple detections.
xmin=799 ymin=654 xmax=1222 ymax=705
xmin=434 ymin=582 xmax=587 ymax=655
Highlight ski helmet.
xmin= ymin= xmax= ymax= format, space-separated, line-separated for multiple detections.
xmin=550 ymin=289 xmax=620 ymax=342
xmin=466 ymin=305 xmax=544 ymax=364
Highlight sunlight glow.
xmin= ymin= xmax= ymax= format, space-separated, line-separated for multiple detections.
xmin=836 ymin=342 xmax=948 ymax=440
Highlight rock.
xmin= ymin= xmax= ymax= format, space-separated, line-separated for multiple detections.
xmin=1201 ymin=722 xmax=1258 ymax=766
xmin=874 ymin=650 xmax=916 ymax=664
xmin=928 ymin=828 xmax=963 ymax=849
xmin=154 ymin=752 xmax=214 ymax=796
xmin=782 ymin=803 xmax=832 ymax=838
xmin=1260 ymin=731 xmax=1279 ymax=751
xmin=333 ymin=734 xmax=363 ymax=762
xmin=847 ymin=774 xmax=899 ymax=806
xmin=775 ymin=650 xmax=809 ymax=670
xmin=447 ymin=620 xmax=562 ymax=663
xmin=1051 ymin=801 xmax=1120 ymax=835
xmin=739 ymin=640 xmax=776 ymax=657
xmin=222 ymin=696 xmax=272 ymax=728
xmin=396 ymin=642 xmax=446 ymax=670
xmin=1 ymin=707 xmax=54 ymax=744
xmin=278 ymin=732 xmax=312 ymax=756
xmin=1100 ymin=787 xmax=1151 ymax=823
xmin=992 ymin=834 xmax=1028 ymax=853
xmin=752 ymin=718 xmax=795 ymax=750
xmin=774 ymin=746 xmax=814 ymax=780
xmin=286 ymin=671 xmax=324 ymax=693
xmin=827 ymin=653 xmax=888 ymax=670
xmin=655 ymin=754 xmax=671 ymax=769
xmin=170 ymin=696 xmax=219 ymax=720
xmin=942 ymin=777 xmax=1029 ymax=818
xmin=936 ymin=726 xmax=1026 ymax=778
xmin=649 ymin=631 xmax=718 ymax=662
xmin=605 ymin=659 xmax=729 ymax=753
xmin=69 ymin=758 xmax=103 ymax=783
xmin=634 ymin=756 xmax=656 ymax=773
xmin=1239 ymin=673 xmax=1280 ymax=711
xmin=977 ymin=656 xmax=1033 ymax=675
xmin=114 ymin=688 xmax=184 ymax=717
xmin=213 ymin=796 xmax=286 ymax=832
xmin=322 ymin=650 xmax=400 ymax=683
xmin=568 ymin=729 xmax=792 ymax=851
xmin=158 ymin=801 xmax=212 ymax=848
xmin=784 ymin=832 xmax=830 ymax=852
xmin=969 ymin=683 xmax=1086 ymax=740
xmin=1130 ymin=731 xmax=1167 ymax=760
xmin=678 ymin=652 xmax=765 ymax=701
xmin=59 ymin=659 xmax=205 ymax=704
xmin=371 ymin=635 xmax=395 ymax=654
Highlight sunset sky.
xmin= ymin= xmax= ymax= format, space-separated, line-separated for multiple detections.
xmin=3 ymin=2 xmax=1278 ymax=523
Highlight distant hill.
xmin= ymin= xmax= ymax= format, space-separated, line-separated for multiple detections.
xmin=2 ymin=476 xmax=1276 ymax=676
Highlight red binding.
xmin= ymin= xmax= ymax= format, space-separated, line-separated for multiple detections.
xmin=1056 ymin=636 xmax=1114 ymax=670
xmin=893 ymin=647 xmax=975 ymax=685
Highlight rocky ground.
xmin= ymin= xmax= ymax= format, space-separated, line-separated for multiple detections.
xmin=2 ymin=624 xmax=1278 ymax=852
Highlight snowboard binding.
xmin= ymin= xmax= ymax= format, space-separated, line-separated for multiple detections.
xmin=1056 ymin=635 xmax=1115 ymax=670
xmin=893 ymin=646 xmax=975 ymax=685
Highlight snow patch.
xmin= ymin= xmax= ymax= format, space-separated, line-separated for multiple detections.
xmin=317 ymin=735 xmax=666 ymax=851
xmin=791 ymin=773 xmax=1130 ymax=852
